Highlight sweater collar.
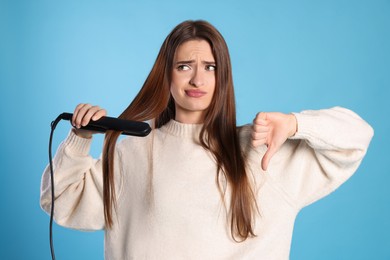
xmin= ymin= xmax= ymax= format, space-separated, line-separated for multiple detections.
xmin=161 ymin=119 xmax=203 ymax=138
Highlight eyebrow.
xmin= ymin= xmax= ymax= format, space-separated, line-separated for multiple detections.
xmin=175 ymin=60 xmax=216 ymax=65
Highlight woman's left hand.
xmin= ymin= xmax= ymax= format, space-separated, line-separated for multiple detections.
xmin=251 ymin=112 xmax=297 ymax=171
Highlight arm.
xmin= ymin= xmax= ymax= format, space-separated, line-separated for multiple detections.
xmin=252 ymin=107 xmax=374 ymax=208
xmin=41 ymin=130 xmax=108 ymax=230
xmin=40 ymin=104 xmax=122 ymax=230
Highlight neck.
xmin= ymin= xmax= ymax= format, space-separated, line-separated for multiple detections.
xmin=175 ymin=111 xmax=205 ymax=124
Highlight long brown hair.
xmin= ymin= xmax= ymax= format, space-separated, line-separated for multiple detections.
xmin=102 ymin=20 xmax=257 ymax=241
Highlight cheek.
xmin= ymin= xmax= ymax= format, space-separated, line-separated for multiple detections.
xmin=209 ymin=77 xmax=216 ymax=97
xmin=170 ymin=73 xmax=184 ymax=92
xmin=170 ymin=74 xmax=176 ymax=92
xmin=169 ymin=83 xmax=181 ymax=105
xmin=170 ymin=74 xmax=179 ymax=94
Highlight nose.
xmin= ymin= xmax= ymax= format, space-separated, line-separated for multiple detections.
xmin=189 ymin=67 xmax=205 ymax=87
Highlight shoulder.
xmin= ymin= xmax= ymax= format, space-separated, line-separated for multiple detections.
xmin=116 ymin=130 xmax=154 ymax=154
xmin=237 ymin=124 xmax=252 ymax=143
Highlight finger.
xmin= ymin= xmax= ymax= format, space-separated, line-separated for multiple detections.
xmin=251 ymin=131 xmax=268 ymax=141
xmin=252 ymin=139 xmax=267 ymax=148
xmin=254 ymin=112 xmax=268 ymax=125
xmin=252 ymin=124 xmax=269 ymax=133
xmin=92 ymin=108 xmax=107 ymax=121
xmin=73 ymin=103 xmax=90 ymax=128
xmin=74 ymin=104 xmax=92 ymax=128
xmin=81 ymin=105 xmax=104 ymax=126
xmin=261 ymin=144 xmax=277 ymax=171
xmin=75 ymin=104 xmax=92 ymax=128
xmin=253 ymin=119 xmax=268 ymax=126
xmin=72 ymin=103 xmax=83 ymax=126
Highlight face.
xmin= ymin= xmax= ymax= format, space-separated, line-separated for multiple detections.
xmin=170 ymin=40 xmax=216 ymax=124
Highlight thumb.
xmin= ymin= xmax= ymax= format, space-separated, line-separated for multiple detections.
xmin=261 ymin=144 xmax=277 ymax=171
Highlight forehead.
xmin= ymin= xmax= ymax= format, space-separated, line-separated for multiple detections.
xmin=174 ymin=40 xmax=214 ymax=60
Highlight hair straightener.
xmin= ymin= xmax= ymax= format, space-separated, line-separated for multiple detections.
xmin=58 ymin=112 xmax=151 ymax=136
xmin=48 ymin=112 xmax=151 ymax=260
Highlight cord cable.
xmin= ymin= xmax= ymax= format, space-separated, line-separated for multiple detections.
xmin=48 ymin=115 xmax=64 ymax=260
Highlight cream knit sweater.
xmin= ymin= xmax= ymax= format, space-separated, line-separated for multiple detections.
xmin=40 ymin=107 xmax=373 ymax=259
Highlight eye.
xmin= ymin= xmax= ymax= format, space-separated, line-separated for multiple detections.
xmin=177 ymin=65 xmax=191 ymax=71
xmin=206 ymin=65 xmax=216 ymax=71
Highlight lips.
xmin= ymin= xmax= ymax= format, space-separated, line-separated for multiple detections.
xmin=185 ymin=90 xmax=207 ymax=98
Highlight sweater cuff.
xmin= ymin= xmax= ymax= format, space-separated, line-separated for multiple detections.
xmin=63 ymin=129 xmax=93 ymax=156
xmin=289 ymin=112 xmax=316 ymax=140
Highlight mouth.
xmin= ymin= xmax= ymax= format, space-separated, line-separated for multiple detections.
xmin=185 ymin=90 xmax=207 ymax=98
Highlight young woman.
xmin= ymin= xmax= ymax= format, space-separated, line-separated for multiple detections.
xmin=40 ymin=20 xmax=374 ymax=259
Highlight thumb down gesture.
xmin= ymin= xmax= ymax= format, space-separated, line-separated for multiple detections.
xmin=251 ymin=112 xmax=297 ymax=171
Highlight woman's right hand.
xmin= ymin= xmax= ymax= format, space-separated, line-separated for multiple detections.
xmin=72 ymin=103 xmax=107 ymax=138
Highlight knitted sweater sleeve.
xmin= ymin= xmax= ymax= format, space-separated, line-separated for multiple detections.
xmin=265 ymin=107 xmax=374 ymax=209
xmin=40 ymin=130 xmax=123 ymax=231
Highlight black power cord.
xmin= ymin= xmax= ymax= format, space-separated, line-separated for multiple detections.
xmin=48 ymin=115 xmax=65 ymax=260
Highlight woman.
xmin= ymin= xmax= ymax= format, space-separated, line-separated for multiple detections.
xmin=40 ymin=20 xmax=373 ymax=259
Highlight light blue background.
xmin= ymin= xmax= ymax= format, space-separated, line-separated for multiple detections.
xmin=1 ymin=0 xmax=389 ymax=259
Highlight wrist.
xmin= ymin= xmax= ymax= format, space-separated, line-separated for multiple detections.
xmin=72 ymin=128 xmax=93 ymax=139
xmin=288 ymin=114 xmax=298 ymax=137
